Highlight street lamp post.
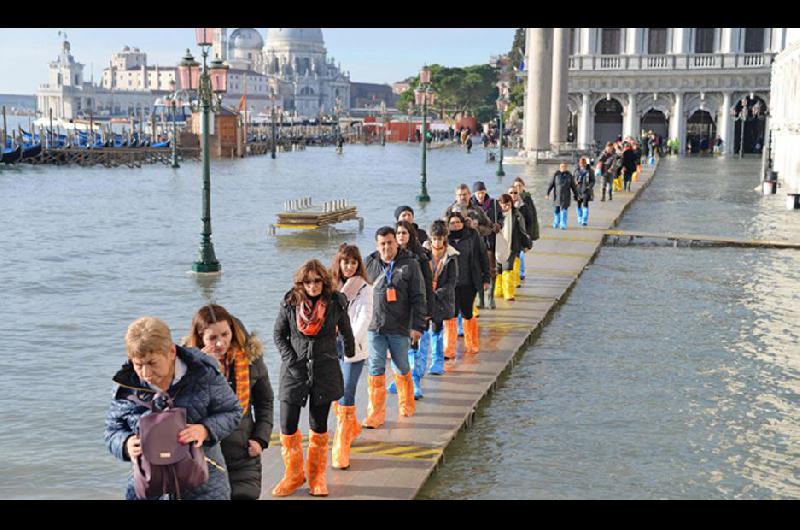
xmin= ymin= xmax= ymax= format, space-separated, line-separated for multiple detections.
xmin=380 ymin=100 xmax=386 ymax=146
xmin=269 ymin=90 xmax=277 ymax=159
xmin=168 ymin=79 xmax=180 ymax=168
xmin=496 ymin=81 xmax=509 ymax=177
xmin=415 ymin=66 xmax=436 ymax=203
xmin=178 ymin=29 xmax=229 ymax=274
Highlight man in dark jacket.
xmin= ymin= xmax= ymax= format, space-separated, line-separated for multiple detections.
xmin=443 ymin=184 xmax=493 ymax=239
xmin=394 ymin=205 xmax=428 ymax=245
xmin=105 ymin=316 xmax=242 ymax=500
xmin=546 ymin=162 xmax=580 ymax=230
xmin=620 ymin=142 xmax=639 ymax=192
xmin=470 ymin=180 xmax=502 ymax=309
xmin=597 ymin=142 xmax=618 ymax=201
xmin=362 ymin=226 xmax=427 ymax=429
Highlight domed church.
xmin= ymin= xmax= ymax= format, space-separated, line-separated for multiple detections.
xmin=214 ymin=28 xmax=350 ymax=118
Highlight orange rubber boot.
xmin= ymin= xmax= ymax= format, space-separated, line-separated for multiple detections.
xmin=307 ymin=431 xmax=329 ymax=496
xmin=361 ymin=375 xmax=386 ymax=429
xmin=464 ymin=317 xmax=479 ymax=354
xmin=332 ymin=404 xmax=354 ymax=470
xmin=394 ymin=370 xmax=415 ymax=417
xmin=351 ymin=405 xmax=362 ymax=440
xmin=271 ymin=430 xmax=306 ymax=497
xmin=444 ymin=318 xmax=458 ymax=359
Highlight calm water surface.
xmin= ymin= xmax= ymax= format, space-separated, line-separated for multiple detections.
xmin=419 ymin=157 xmax=800 ymax=499
xmin=0 ymin=142 xmax=536 ymax=499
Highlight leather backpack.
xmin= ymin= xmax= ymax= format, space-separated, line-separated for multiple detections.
xmin=129 ymin=392 xmax=209 ymax=499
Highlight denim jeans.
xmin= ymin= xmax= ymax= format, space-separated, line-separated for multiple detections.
xmin=368 ymin=331 xmax=410 ymax=376
xmin=338 ymin=358 xmax=364 ymax=406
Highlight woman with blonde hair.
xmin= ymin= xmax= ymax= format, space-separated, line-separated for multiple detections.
xmin=329 ymin=243 xmax=373 ymax=470
xmin=272 ymin=259 xmax=355 ymax=496
xmin=186 ymin=304 xmax=274 ymax=500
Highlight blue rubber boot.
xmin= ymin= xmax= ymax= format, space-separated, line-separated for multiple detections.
xmin=387 ymin=361 xmax=398 ymax=394
xmin=552 ymin=208 xmax=559 ymax=228
xmin=457 ymin=314 xmax=463 ymax=337
xmin=583 ymin=205 xmax=589 ymax=225
xmin=560 ymin=208 xmax=568 ymax=229
xmin=519 ymin=251 xmax=526 ymax=281
xmin=428 ymin=330 xmax=445 ymax=375
xmin=412 ymin=330 xmax=430 ymax=399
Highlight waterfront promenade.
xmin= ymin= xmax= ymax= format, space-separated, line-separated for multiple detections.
xmin=258 ymin=160 xmax=660 ymax=500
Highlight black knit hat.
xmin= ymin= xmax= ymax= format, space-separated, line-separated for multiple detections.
xmin=394 ymin=205 xmax=414 ymax=220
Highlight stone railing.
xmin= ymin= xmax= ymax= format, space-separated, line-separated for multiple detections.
xmin=569 ymin=52 xmax=775 ymax=72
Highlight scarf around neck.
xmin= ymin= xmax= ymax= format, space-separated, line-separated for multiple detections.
xmin=222 ymin=347 xmax=250 ymax=412
xmin=296 ymin=296 xmax=328 ymax=337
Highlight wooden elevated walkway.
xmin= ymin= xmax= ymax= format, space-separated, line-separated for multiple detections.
xmin=605 ymin=229 xmax=800 ymax=249
xmin=256 ymin=160 xmax=664 ymax=500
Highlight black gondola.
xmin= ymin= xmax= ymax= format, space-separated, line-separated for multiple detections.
xmin=2 ymin=145 xmax=22 ymax=164
xmin=22 ymin=143 xmax=42 ymax=159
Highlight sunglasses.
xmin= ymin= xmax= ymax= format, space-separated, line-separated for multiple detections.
xmin=509 ymin=191 xmax=519 ymax=195
xmin=303 ymin=278 xmax=323 ymax=285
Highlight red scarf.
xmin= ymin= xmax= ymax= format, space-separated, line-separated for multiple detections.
xmin=296 ymin=298 xmax=328 ymax=336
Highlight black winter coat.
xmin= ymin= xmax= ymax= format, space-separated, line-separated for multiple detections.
xmin=471 ymin=195 xmax=503 ymax=251
xmin=406 ymin=243 xmax=434 ymax=323
xmin=218 ymin=334 xmax=274 ymax=501
xmin=273 ymin=291 xmax=354 ymax=407
xmin=104 ymin=346 xmax=242 ymax=500
xmin=365 ymin=248 xmax=428 ymax=335
xmin=621 ymin=148 xmax=638 ymax=176
xmin=423 ymin=244 xmax=459 ymax=324
xmin=448 ymin=227 xmax=490 ymax=291
xmin=518 ymin=191 xmax=540 ymax=241
xmin=547 ymin=170 xmax=579 ymax=209
xmin=574 ymin=166 xmax=595 ymax=202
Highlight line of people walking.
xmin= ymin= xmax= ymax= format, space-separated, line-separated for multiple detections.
xmin=104 ymin=178 xmax=545 ymax=500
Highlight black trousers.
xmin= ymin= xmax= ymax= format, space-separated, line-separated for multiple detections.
xmin=280 ymin=400 xmax=331 ymax=435
xmin=455 ymin=285 xmax=478 ymax=319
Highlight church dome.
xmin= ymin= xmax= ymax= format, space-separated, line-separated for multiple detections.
xmin=266 ymin=28 xmax=324 ymax=46
xmin=230 ymin=28 xmax=264 ymax=50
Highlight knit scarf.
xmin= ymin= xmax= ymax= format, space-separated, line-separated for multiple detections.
xmin=222 ymin=347 xmax=250 ymax=412
xmin=296 ymin=297 xmax=328 ymax=337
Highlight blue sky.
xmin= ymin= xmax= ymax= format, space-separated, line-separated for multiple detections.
xmin=0 ymin=28 xmax=517 ymax=94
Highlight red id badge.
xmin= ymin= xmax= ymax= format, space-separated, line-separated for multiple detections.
xmin=386 ymin=288 xmax=397 ymax=302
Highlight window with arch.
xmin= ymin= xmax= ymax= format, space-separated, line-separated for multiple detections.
xmin=694 ymin=28 xmax=715 ymax=53
xmin=647 ymin=28 xmax=667 ymax=54
xmin=601 ymin=28 xmax=621 ymax=54
xmin=744 ymin=28 xmax=765 ymax=53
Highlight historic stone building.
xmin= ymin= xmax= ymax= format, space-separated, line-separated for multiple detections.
xmin=36 ymin=36 xmax=167 ymax=121
xmin=524 ymin=28 xmax=788 ymax=155
xmin=216 ymin=28 xmax=351 ymax=117
xmin=769 ymin=29 xmax=800 ymax=191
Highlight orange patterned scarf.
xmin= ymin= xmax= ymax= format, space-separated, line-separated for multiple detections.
xmin=296 ymin=298 xmax=328 ymax=337
xmin=222 ymin=347 xmax=250 ymax=412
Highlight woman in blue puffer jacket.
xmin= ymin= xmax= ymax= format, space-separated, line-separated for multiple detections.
xmin=104 ymin=316 xmax=242 ymax=500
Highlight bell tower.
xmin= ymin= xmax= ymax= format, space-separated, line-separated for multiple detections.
xmin=213 ymin=28 xmax=228 ymax=61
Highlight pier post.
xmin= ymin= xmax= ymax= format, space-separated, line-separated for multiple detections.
xmin=2 ymin=105 xmax=6 ymax=151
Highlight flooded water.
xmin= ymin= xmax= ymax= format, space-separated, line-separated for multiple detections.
xmin=0 ymin=141 xmax=539 ymax=499
xmin=3 ymin=146 xmax=798 ymax=499
xmin=419 ymin=157 xmax=800 ymax=499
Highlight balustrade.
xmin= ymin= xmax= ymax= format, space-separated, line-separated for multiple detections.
xmin=568 ymin=52 xmax=773 ymax=72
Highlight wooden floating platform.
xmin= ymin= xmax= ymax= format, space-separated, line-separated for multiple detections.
xmin=270 ymin=202 xmax=364 ymax=234
xmin=605 ymin=229 xmax=800 ymax=249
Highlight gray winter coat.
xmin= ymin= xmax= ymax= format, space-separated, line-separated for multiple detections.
xmin=574 ymin=166 xmax=595 ymax=202
xmin=547 ymin=170 xmax=579 ymax=209
xmin=365 ymin=248 xmax=428 ymax=335
xmin=104 ymin=345 xmax=242 ymax=500
xmin=273 ymin=291 xmax=355 ymax=407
